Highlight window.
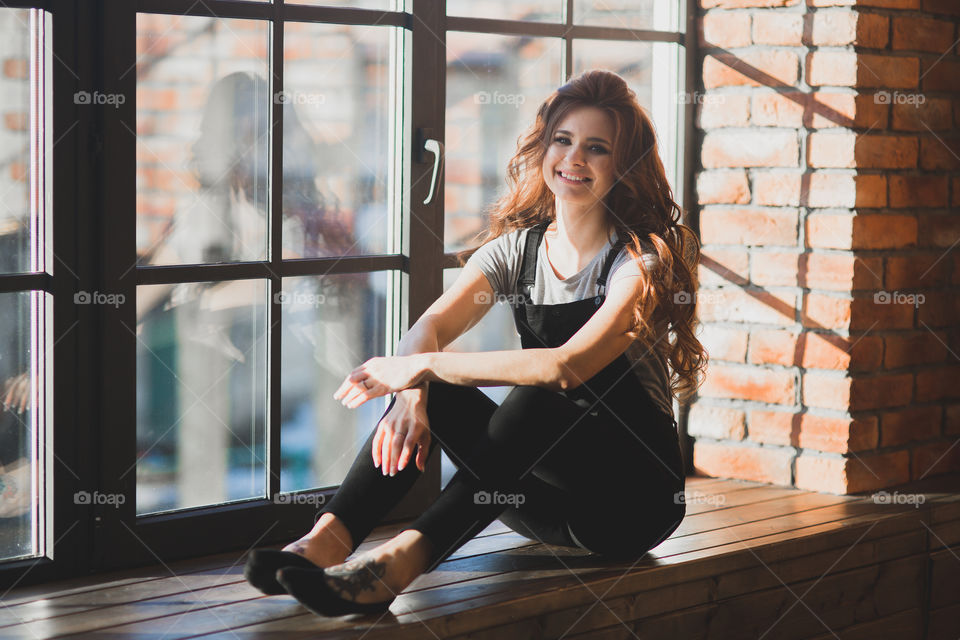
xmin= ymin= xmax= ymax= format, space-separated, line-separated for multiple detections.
xmin=0 ymin=0 xmax=691 ymax=585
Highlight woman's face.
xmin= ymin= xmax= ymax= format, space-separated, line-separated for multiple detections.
xmin=541 ymin=105 xmax=617 ymax=211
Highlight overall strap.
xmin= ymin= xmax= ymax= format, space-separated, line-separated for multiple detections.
xmin=518 ymin=220 xmax=550 ymax=293
xmin=596 ymin=234 xmax=627 ymax=295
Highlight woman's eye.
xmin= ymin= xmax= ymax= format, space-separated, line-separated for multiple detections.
xmin=591 ymin=145 xmax=608 ymax=154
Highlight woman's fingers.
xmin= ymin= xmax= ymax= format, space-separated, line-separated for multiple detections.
xmin=371 ymin=423 xmax=384 ymax=469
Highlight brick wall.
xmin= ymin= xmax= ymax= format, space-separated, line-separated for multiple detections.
xmin=690 ymin=0 xmax=960 ymax=494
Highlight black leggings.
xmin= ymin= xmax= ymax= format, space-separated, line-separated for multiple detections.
xmin=315 ymin=381 xmax=686 ymax=573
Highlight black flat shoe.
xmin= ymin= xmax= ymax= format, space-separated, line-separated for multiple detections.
xmin=243 ymin=549 xmax=322 ymax=595
xmin=275 ymin=566 xmax=395 ymax=616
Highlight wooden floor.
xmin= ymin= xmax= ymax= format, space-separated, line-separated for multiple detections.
xmin=2 ymin=473 xmax=959 ymax=639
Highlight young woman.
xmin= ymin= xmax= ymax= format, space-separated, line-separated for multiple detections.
xmin=244 ymin=69 xmax=707 ymax=616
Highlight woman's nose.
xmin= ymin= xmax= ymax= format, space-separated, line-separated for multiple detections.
xmin=566 ymin=145 xmax=586 ymax=165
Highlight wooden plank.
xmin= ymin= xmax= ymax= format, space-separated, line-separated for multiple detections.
xmin=458 ymin=529 xmax=927 ymax=640
xmin=927 ymin=602 xmax=960 ymax=640
xmin=929 ymin=545 xmax=960 ymax=609
xmin=198 ymin=498 xmax=924 ymax=638
xmin=801 ymin=607 xmax=923 ymax=640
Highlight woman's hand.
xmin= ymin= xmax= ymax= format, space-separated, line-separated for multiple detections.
xmin=2 ymin=373 xmax=30 ymax=414
xmin=333 ymin=354 xmax=428 ymax=409
xmin=372 ymin=390 xmax=431 ymax=475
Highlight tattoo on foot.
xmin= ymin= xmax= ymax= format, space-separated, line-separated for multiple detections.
xmin=324 ymin=555 xmax=388 ymax=601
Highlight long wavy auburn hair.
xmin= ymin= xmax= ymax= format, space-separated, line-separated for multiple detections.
xmin=455 ymin=69 xmax=708 ymax=400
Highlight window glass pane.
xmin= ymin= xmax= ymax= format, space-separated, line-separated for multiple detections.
xmin=0 ymin=9 xmax=50 ymax=275
xmin=280 ymin=272 xmax=390 ymax=492
xmin=136 ymin=15 xmax=270 ymax=266
xmin=282 ymin=22 xmax=395 ymax=259
xmin=136 ymin=280 xmax=268 ymax=514
xmin=574 ymin=0 xmax=673 ymax=31
xmin=286 ymin=0 xmax=396 ymax=9
xmin=572 ymin=39 xmax=683 ymax=202
xmin=437 ymin=267 xmax=517 ymax=487
xmin=445 ymin=32 xmax=562 ymax=252
xmin=0 ymin=291 xmax=45 ymax=560
xmin=446 ymin=0 xmax=563 ymax=22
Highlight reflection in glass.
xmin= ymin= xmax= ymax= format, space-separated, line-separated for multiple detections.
xmin=445 ymin=32 xmax=562 ymax=252
xmin=136 ymin=280 xmax=268 ymax=514
xmin=446 ymin=0 xmax=562 ymax=23
xmin=573 ymin=0 xmax=665 ymax=31
xmin=136 ymin=15 xmax=271 ymax=266
xmin=0 ymin=291 xmax=46 ymax=560
xmin=282 ymin=22 xmax=395 ymax=258
xmin=280 ymin=272 xmax=391 ymax=493
xmin=0 ymin=9 xmax=51 ymax=275
xmin=573 ymin=39 xmax=683 ymax=203
xmin=286 ymin=0 xmax=395 ymax=8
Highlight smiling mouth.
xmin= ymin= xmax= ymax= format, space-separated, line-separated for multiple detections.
xmin=557 ymin=170 xmax=591 ymax=183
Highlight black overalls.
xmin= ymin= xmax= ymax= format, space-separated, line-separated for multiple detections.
xmin=315 ymin=221 xmax=687 ymax=574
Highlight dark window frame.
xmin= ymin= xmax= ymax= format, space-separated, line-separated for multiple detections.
xmin=0 ymin=0 xmax=697 ymax=589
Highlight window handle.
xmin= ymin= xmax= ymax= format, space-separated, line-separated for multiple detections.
xmin=422 ymin=138 xmax=443 ymax=205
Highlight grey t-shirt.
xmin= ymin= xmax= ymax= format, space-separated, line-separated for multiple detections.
xmin=465 ymin=226 xmax=674 ymax=419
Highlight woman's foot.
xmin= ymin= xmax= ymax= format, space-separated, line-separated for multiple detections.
xmin=281 ymin=512 xmax=354 ymax=568
xmin=278 ymin=529 xmax=433 ymax=615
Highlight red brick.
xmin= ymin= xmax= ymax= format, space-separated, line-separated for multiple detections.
xmin=805 ymin=214 xmax=918 ymax=250
xmin=699 ymin=248 xmax=749 ymax=286
xmin=891 ymin=98 xmax=953 ymax=132
xmin=920 ymin=134 xmax=960 ymax=171
xmin=802 ymin=293 xmax=852 ymax=330
xmin=889 ymin=175 xmax=949 ymax=208
xmin=808 ymin=132 xmax=918 ymax=170
xmin=749 ymin=410 xmax=878 ymax=453
xmin=748 ymin=329 xmax=798 ymax=367
xmin=803 ymin=331 xmax=882 ymax=371
xmin=892 ymin=15 xmax=954 ymax=52
xmin=920 ymin=59 xmax=960 ymax=92
xmin=752 ymin=170 xmax=802 ymax=206
xmin=922 ymin=0 xmax=960 ymax=15
xmin=701 ymin=11 xmax=752 ymax=48
xmin=807 ymin=173 xmax=887 ymax=209
xmin=811 ymin=0 xmax=918 ymax=7
xmin=946 ymin=404 xmax=960 ymax=436
xmin=753 ymin=12 xmax=802 ymax=46
xmin=696 ymin=170 xmax=750 ymax=204
xmin=912 ymin=439 xmax=960 ymax=480
xmin=698 ymin=325 xmax=749 ymax=362
xmin=750 ymin=251 xmax=799 ymax=287
xmin=802 ymin=253 xmax=883 ymax=291
xmin=810 ymin=11 xmax=888 ymax=48
xmin=880 ymin=405 xmax=942 ymax=447
xmin=700 ymin=206 xmax=799 ymax=246
xmin=702 ymin=130 xmax=799 ymax=168
xmin=697 ymin=93 xmax=751 ymax=128
xmin=916 ymin=213 xmax=960 ymax=249
xmin=751 ymin=92 xmax=805 ymax=127
xmin=795 ymin=450 xmax=910 ymax=494
xmin=687 ymin=403 xmax=746 ymax=440
xmin=693 ymin=440 xmax=793 ymax=486
xmin=701 ymin=363 xmax=796 ymax=405
xmin=702 ymin=0 xmax=800 ymax=7
xmin=916 ymin=365 xmax=960 ymax=402
xmin=802 ymin=372 xmax=914 ymax=411
xmin=697 ymin=288 xmax=798 ymax=326
xmin=885 ymin=253 xmax=952 ymax=289
xmin=884 ymin=331 xmax=949 ymax=368
xmin=806 ymin=92 xmax=889 ymax=130
xmin=851 ymin=295 xmax=916 ymax=330
xmin=2 ymin=58 xmax=27 ymax=79
xmin=917 ymin=291 xmax=960 ymax=327
xmin=703 ymin=50 xmax=799 ymax=89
